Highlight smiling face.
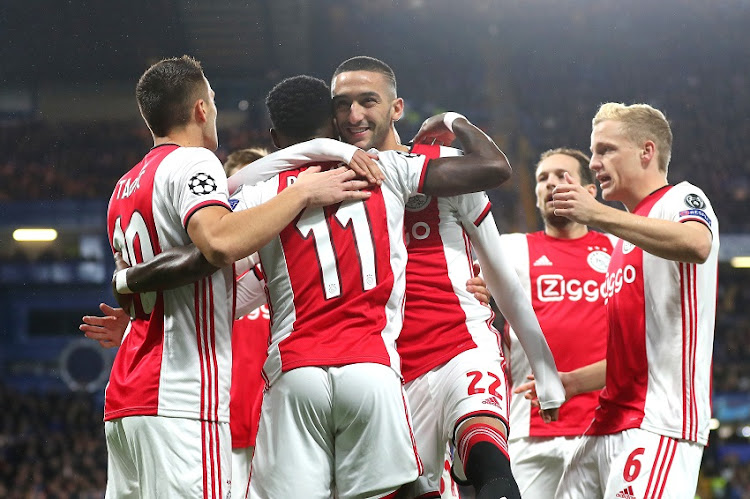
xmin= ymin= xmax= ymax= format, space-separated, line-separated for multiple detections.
xmin=589 ymin=119 xmax=643 ymax=206
xmin=331 ymin=70 xmax=403 ymax=151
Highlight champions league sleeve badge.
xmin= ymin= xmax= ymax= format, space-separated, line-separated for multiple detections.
xmin=188 ymin=173 xmax=218 ymax=195
xmin=684 ymin=193 xmax=706 ymax=209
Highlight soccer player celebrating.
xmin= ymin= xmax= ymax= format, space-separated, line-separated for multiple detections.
xmin=239 ymin=75 xmax=511 ymax=499
xmin=328 ymin=56 xmax=565 ymax=499
xmin=500 ymin=148 xmax=612 ymax=497
xmin=102 ymin=72 xmax=512 ymax=497
xmin=549 ymin=103 xmax=719 ymax=498
xmin=103 ymin=55 xmax=371 ymax=498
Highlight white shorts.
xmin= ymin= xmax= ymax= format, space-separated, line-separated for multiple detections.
xmin=402 ymin=347 xmax=509 ymax=498
xmin=509 ymin=435 xmax=583 ymax=498
xmin=556 ymin=428 xmax=704 ymax=499
xmin=249 ymin=363 xmax=421 ymax=499
xmin=105 ymin=415 xmax=230 ymax=499
xmin=232 ymin=446 xmax=253 ymax=499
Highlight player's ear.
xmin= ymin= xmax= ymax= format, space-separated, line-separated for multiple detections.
xmin=585 ymin=183 xmax=598 ymax=197
xmin=270 ymin=128 xmax=281 ymax=149
xmin=641 ymin=141 xmax=656 ymax=168
xmin=391 ymin=97 xmax=404 ymax=123
xmin=194 ymin=99 xmax=207 ymax=124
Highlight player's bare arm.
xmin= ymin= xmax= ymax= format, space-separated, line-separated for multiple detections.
xmin=515 ymin=359 xmax=607 ymax=408
xmin=415 ymin=113 xmax=512 ymax=197
xmin=552 ymin=172 xmax=711 ymax=263
xmin=113 ymin=246 xmax=216 ymax=295
xmin=227 ymin=138 xmax=383 ymax=192
xmin=189 ymin=166 xmax=371 ymax=267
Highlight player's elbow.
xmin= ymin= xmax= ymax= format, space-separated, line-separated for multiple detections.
xmin=199 ymin=244 xmax=235 ymax=268
xmin=482 ymin=155 xmax=512 ymax=189
xmin=690 ymin=238 xmax=712 ymax=264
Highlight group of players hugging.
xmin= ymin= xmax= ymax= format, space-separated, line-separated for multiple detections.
xmin=81 ymin=53 xmax=718 ymax=499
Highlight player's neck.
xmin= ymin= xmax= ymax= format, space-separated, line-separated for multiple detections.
xmin=153 ymin=128 xmax=204 ymax=149
xmin=545 ymin=222 xmax=589 ymax=240
xmin=622 ymin=170 xmax=668 ymax=212
xmin=379 ymin=129 xmax=409 ymax=152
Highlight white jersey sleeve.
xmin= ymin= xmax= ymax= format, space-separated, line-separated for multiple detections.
xmin=376 ymin=149 xmax=429 ymax=199
xmin=460 ymin=200 xmax=565 ymax=411
xmin=162 ymin=147 xmax=230 ymax=228
xmin=235 ymin=253 xmax=267 ymax=318
xmin=227 ymin=138 xmax=360 ymax=192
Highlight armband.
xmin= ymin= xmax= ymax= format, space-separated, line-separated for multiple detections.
xmin=114 ymin=269 xmax=133 ymax=294
xmin=443 ymin=112 xmax=467 ymax=132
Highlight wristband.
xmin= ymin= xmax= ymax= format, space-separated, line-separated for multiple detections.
xmin=442 ymin=112 xmax=466 ymax=132
xmin=114 ymin=269 xmax=133 ymax=294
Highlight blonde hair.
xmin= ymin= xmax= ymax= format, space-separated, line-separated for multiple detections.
xmin=593 ymin=103 xmax=673 ymax=173
xmin=223 ymin=147 xmax=270 ymax=176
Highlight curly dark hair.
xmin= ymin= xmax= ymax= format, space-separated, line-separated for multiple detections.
xmin=265 ymin=75 xmax=332 ymax=141
xmin=135 ymin=55 xmax=206 ymax=137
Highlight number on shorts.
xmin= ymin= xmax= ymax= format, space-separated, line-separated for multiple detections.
xmin=623 ymin=447 xmax=645 ymax=482
xmin=296 ymin=201 xmax=377 ymax=299
xmin=466 ymin=370 xmax=504 ymax=399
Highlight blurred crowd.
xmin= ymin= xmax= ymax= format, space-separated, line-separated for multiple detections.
xmin=0 ymin=384 xmax=107 ymax=498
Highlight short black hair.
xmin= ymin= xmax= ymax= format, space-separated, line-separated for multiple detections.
xmin=332 ymin=56 xmax=397 ymax=97
xmin=135 ymin=55 xmax=206 ymax=137
xmin=265 ymin=75 xmax=332 ymax=141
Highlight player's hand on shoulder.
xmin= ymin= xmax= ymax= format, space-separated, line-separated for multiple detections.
xmin=411 ymin=112 xmax=461 ymax=146
xmin=295 ymin=166 xmax=372 ymax=208
xmin=347 ymin=150 xmax=383 ymax=186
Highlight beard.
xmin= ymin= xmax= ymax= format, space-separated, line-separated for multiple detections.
xmin=543 ymin=210 xmax=575 ymax=230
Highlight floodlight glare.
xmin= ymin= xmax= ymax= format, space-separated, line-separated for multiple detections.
xmin=731 ymin=257 xmax=750 ymax=268
xmin=13 ymin=228 xmax=58 ymax=242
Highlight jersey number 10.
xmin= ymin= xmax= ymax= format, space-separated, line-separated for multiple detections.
xmin=111 ymin=212 xmax=157 ymax=317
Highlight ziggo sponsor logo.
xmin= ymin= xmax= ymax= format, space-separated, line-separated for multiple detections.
xmin=536 ymin=274 xmax=605 ymax=302
xmin=602 ymin=265 xmax=638 ymax=300
xmin=536 ymin=265 xmax=637 ymax=303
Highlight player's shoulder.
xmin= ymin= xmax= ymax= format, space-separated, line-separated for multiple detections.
xmin=665 ymin=181 xmax=712 ymax=208
xmin=380 ymin=148 xmax=422 ymax=160
xmin=156 ymin=147 xmax=222 ymax=180
xmin=498 ymin=232 xmax=528 ymax=247
xmin=168 ymin=145 xmax=221 ymax=164
xmin=589 ymin=229 xmax=616 ymax=248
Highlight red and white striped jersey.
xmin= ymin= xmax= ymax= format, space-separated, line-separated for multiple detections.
xmin=398 ymin=144 xmax=501 ymax=383
xmin=230 ymin=307 xmax=269 ymax=449
xmin=589 ymin=182 xmax=719 ymax=445
xmin=231 ymin=150 xmax=430 ymax=386
xmin=230 ymin=260 xmax=269 ymax=449
xmin=500 ymin=230 xmax=612 ymax=438
xmin=105 ymin=144 xmax=235 ymax=422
